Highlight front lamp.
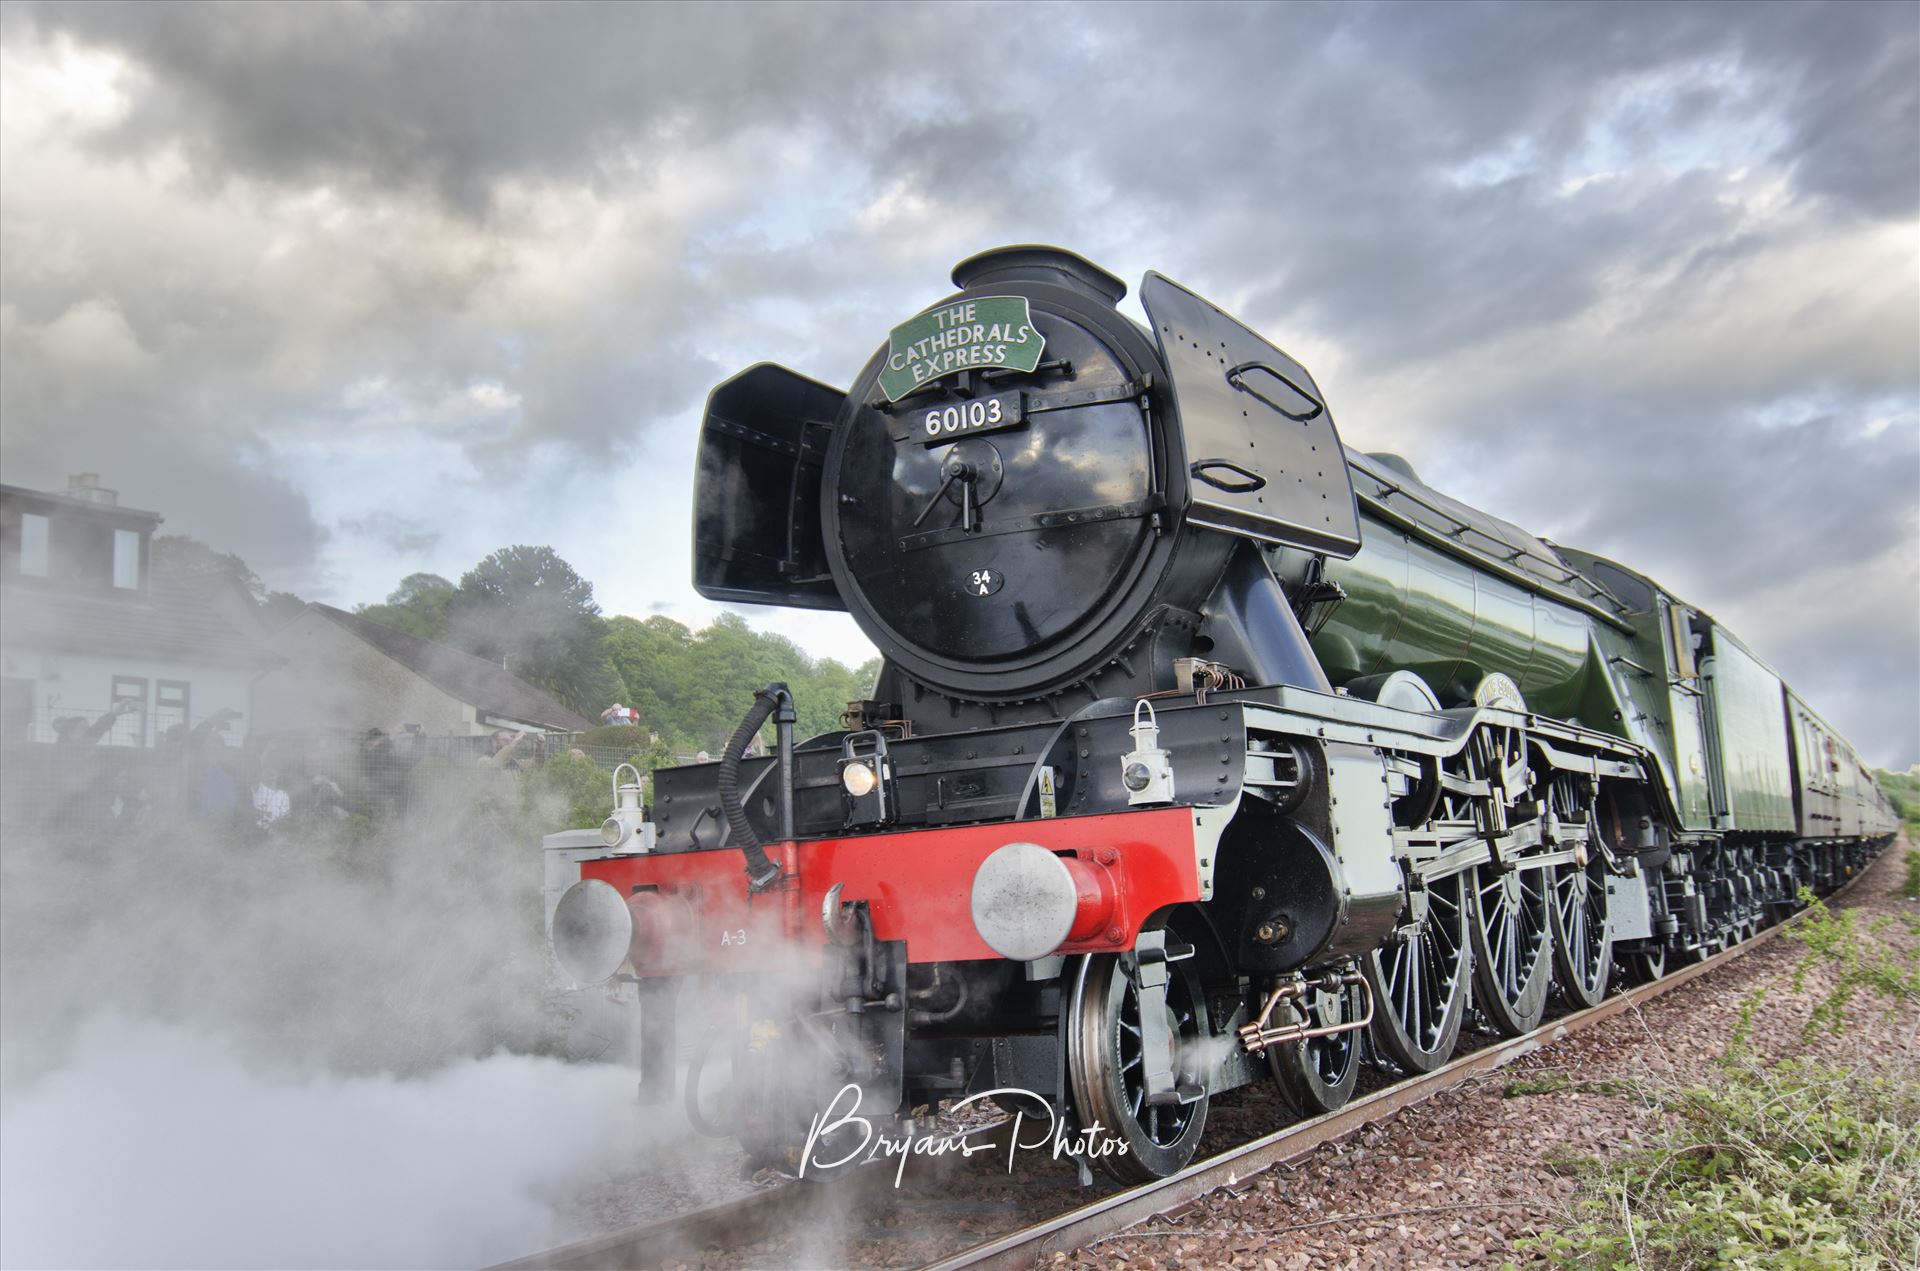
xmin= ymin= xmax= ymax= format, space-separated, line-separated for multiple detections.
xmin=841 ymin=760 xmax=879 ymax=798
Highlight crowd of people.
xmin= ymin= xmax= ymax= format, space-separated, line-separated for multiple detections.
xmin=17 ymin=706 xmax=566 ymax=839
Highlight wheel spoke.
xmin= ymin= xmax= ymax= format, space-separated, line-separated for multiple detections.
xmin=1410 ymin=937 xmax=1427 ymax=1042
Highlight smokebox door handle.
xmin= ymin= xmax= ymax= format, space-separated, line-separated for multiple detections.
xmin=1189 ymin=459 xmax=1267 ymax=494
xmin=1226 ymin=362 xmax=1325 ymax=421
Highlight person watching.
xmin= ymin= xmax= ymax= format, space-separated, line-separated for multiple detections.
xmin=51 ymin=698 xmax=137 ymax=746
xmin=484 ymin=728 xmax=536 ymax=771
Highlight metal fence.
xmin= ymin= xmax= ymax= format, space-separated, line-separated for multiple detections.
xmin=0 ymin=708 xmax=679 ymax=842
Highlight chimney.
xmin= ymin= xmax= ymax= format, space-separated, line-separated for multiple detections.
xmin=65 ymin=473 xmax=118 ymax=507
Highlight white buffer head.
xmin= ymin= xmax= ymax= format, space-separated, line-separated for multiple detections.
xmin=550 ymin=878 xmax=634 ymax=985
xmin=970 ymin=841 xmax=1078 ymax=961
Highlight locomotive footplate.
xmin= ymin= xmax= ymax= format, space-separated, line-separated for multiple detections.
xmin=575 ymin=807 xmax=1205 ymax=974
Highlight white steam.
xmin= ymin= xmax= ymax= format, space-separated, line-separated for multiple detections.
xmin=1 ymin=1017 xmax=642 ymax=1268
xmin=0 ymin=763 xmax=718 ymax=1268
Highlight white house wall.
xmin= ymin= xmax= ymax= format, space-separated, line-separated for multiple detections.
xmin=1 ymin=645 xmax=259 ymax=746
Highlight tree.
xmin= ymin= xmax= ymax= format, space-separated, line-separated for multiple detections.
xmin=258 ymin=590 xmax=308 ymax=628
xmin=604 ymin=610 xmax=878 ymax=753
xmin=152 ymin=535 xmax=264 ymax=595
xmin=355 ymin=573 xmax=455 ymax=641
xmin=152 ymin=534 xmax=305 ymax=627
xmin=447 ymin=546 xmax=619 ymax=716
xmin=603 ymin=615 xmax=693 ymax=742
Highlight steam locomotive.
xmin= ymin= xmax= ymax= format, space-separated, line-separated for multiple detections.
xmin=546 ymin=247 xmax=1897 ymax=1181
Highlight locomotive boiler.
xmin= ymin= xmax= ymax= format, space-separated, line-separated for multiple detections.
xmin=547 ymin=247 xmax=1897 ymax=1181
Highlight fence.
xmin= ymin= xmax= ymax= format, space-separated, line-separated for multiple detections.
xmin=0 ymin=710 xmax=685 ymax=843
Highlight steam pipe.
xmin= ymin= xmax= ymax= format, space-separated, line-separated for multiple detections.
xmin=717 ymin=683 xmax=790 ymax=893
xmin=774 ymin=689 xmax=796 ymax=842
xmin=909 ymin=969 xmax=971 ymax=1027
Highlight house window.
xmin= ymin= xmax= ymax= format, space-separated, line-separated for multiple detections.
xmin=113 ymin=529 xmax=140 ymax=589
xmin=111 ymin=676 xmax=147 ymax=746
xmin=19 ymin=513 xmax=48 ymax=577
xmin=154 ymin=680 xmax=190 ymax=744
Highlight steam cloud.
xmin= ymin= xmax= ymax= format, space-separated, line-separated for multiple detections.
xmin=1 ymin=1021 xmax=640 ymax=1268
xmin=0 ymin=764 xmax=720 ymax=1268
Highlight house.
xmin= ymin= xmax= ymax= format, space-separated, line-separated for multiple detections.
xmin=0 ymin=475 xmax=279 ymax=746
xmin=253 ymin=603 xmax=594 ymax=738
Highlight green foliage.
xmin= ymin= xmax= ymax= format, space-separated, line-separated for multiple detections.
xmin=1874 ymin=767 xmax=1918 ymax=809
xmin=257 ymin=589 xmax=307 ymax=628
xmin=564 ymin=727 xmax=677 ymax=802
xmin=619 ymin=732 xmax=675 ymax=770
xmin=355 ymin=572 xmax=455 ymax=641
xmin=153 ymin=533 xmax=266 ymax=595
xmin=1904 ymin=850 xmax=1920 ymax=902
xmin=1501 ymin=1071 xmax=1631 ymax=1099
xmin=1721 ymin=988 xmax=1767 ymax=1066
xmin=1875 ymin=768 xmax=1920 ymax=835
xmin=602 ymin=612 xmax=878 ymax=755
xmin=1536 ymin=895 xmax=1920 ymax=1269
xmin=523 ymin=751 xmax=611 ymax=830
xmin=152 ymin=533 xmax=305 ymax=623
xmin=1532 ymin=1058 xmax=1920 ymax=1269
xmin=1785 ymin=892 xmax=1920 ymax=1039
xmin=621 ymin=733 xmax=680 ymax=807
xmin=350 ymin=549 xmax=885 ymax=745
xmin=446 ymin=546 xmax=620 ymax=717
xmin=574 ymin=723 xmax=651 ymax=751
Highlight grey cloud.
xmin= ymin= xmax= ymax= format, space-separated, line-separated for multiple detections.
xmin=1417 ymin=400 xmax=1919 ymax=770
xmin=1735 ymin=1 xmax=1920 ymax=219
xmin=1538 ymin=407 xmax=1918 ymax=594
xmin=0 ymin=295 xmax=330 ymax=575
xmin=2 ymin=0 xmax=1911 ymax=763
xmin=13 ymin=0 xmax=985 ymax=212
xmin=338 ymin=511 xmax=440 ymax=556
xmin=1067 ymin=2 xmax=1915 ymax=365
xmin=0 ymin=427 xmax=328 ymax=579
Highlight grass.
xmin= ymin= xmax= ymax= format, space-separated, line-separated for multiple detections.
xmin=1530 ymin=881 xmax=1920 ymax=1269
xmin=1529 ymin=1058 xmax=1920 ymax=1269
xmin=1502 ymin=1072 xmax=1633 ymax=1100
xmin=1784 ymin=892 xmax=1920 ymax=1040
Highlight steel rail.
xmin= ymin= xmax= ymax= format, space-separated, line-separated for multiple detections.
xmin=918 ymin=857 xmax=1882 ymax=1271
xmin=491 ymin=849 xmax=1883 ymax=1271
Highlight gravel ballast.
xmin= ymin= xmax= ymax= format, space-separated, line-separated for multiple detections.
xmin=1063 ymin=838 xmax=1917 ymax=1270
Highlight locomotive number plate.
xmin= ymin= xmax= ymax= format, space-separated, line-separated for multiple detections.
xmin=917 ymin=391 xmax=1025 ymax=445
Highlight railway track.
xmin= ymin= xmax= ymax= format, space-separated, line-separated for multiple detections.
xmin=494 ymin=856 xmax=1881 ymax=1271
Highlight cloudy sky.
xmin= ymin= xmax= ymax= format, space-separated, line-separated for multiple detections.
xmin=1 ymin=0 xmax=1914 ymax=765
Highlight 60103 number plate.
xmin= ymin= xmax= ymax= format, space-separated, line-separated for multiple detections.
xmin=917 ymin=391 xmax=1025 ymax=445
